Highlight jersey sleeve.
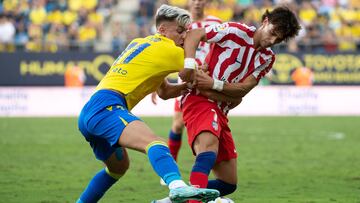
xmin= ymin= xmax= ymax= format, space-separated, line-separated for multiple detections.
xmin=205 ymin=22 xmax=254 ymax=48
xmin=252 ymin=54 xmax=275 ymax=81
xmin=205 ymin=23 xmax=231 ymax=44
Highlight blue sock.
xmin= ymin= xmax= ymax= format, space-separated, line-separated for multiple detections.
xmin=207 ymin=179 xmax=237 ymax=196
xmin=77 ymin=168 xmax=118 ymax=203
xmin=190 ymin=151 xmax=217 ymax=188
xmin=169 ymin=130 xmax=182 ymax=141
xmin=192 ymin=151 xmax=217 ymax=175
xmin=147 ymin=141 xmax=181 ymax=185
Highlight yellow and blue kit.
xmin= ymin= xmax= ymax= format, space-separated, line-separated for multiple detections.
xmin=97 ymin=34 xmax=184 ymax=110
xmin=78 ymin=34 xmax=184 ymax=161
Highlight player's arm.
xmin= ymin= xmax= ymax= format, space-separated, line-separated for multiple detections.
xmin=195 ymin=69 xmax=258 ymax=98
xmin=221 ymin=76 xmax=258 ymax=97
xmin=150 ymin=92 xmax=157 ymax=105
xmin=178 ymin=28 xmax=207 ymax=82
xmin=198 ymin=89 xmax=242 ymax=104
xmin=198 ymin=89 xmax=242 ymax=110
xmin=156 ymin=79 xmax=189 ymax=100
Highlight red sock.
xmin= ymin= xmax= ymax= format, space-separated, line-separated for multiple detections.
xmin=188 ymin=172 xmax=209 ymax=203
xmin=168 ymin=139 xmax=181 ymax=161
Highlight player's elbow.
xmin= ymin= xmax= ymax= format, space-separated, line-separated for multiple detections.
xmin=157 ymin=87 xmax=172 ymax=100
xmin=157 ymin=92 xmax=171 ymax=100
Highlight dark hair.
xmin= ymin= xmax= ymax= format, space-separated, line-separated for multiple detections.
xmin=262 ymin=7 xmax=301 ymax=42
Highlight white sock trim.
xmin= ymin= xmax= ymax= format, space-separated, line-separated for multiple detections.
xmin=168 ymin=180 xmax=187 ymax=190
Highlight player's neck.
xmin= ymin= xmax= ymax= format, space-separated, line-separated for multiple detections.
xmin=192 ymin=13 xmax=205 ymax=22
xmin=253 ymin=30 xmax=261 ymax=51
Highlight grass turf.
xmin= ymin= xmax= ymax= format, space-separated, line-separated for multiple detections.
xmin=0 ymin=116 xmax=359 ymax=203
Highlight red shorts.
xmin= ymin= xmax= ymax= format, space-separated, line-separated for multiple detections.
xmin=181 ymin=95 xmax=237 ymax=163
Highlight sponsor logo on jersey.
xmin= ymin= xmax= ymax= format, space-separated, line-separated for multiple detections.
xmin=213 ymin=23 xmax=228 ymax=32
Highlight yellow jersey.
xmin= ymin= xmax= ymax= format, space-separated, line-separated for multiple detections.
xmin=96 ymin=34 xmax=184 ymax=110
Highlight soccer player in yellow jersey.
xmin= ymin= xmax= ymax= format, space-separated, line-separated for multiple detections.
xmin=76 ymin=4 xmax=219 ymax=203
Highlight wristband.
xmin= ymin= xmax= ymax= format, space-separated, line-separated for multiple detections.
xmin=212 ymin=79 xmax=224 ymax=91
xmin=184 ymin=58 xmax=196 ymax=70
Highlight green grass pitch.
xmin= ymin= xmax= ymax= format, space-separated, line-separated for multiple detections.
xmin=0 ymin=116 xmax=359 ymax=203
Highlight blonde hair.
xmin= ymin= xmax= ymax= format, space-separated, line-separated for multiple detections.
xmin=155 ymin=4 xmax=191 ymax=28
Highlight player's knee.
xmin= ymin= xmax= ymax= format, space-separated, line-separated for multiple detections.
xmin=119 ymin=160 xmax=130 ymax=174
xmin=116 ymin=159 xmax=130 ymax=175
xmin=194 ymin=133 xmax=219 ymax=153
xmin=105 ymin=162 xmax=129 ymax=180
xmin=107 ymin=160 xmax=129 ymax=177
xmin=107 ymin=149 xmax=130 ymax=176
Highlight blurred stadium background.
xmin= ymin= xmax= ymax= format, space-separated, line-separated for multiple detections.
xmin=0 ymin=0 xmax=359 ymax=116
xmin=0 ymin=0 xmax=360 ymax=202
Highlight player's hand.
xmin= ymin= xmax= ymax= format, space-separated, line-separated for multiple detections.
xmin=194 ymin=69 xmax=213 ymax=90
xmin=180 ymin=83 xmax=192 ymax=95
xmin=151 ymin=92 xmax=157 ymax=105
xmin=197 ymin=63 xmax=209 ymax=72
xmin=179 ymin=69 xmax=194 ymax=82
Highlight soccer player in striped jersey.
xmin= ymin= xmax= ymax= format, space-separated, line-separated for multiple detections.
xmin=165 ymin=0 xmax=222 ymax=170
xmin=179 ymin=7 xmax=301 ymax=202
xmin=76 ymin=4 xmax=220 ymax=203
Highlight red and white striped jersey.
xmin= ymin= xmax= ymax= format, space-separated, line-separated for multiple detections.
xmin=188 ymin=15 xmax=222 ymax=65
xmin=205 ymin=22 xmax=275 ymax=83
xmin=198 ymin=22 xmax=275 ymax=114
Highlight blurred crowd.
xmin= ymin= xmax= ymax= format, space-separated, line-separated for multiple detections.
xmin=0 ymin=0 xmax=115 ymax=52
xmin=0 ymin=0 xmax=359 ymax=53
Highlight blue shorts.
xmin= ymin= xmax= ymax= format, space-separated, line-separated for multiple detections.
xmin=78 ymin=89 xmax=141 ymax=161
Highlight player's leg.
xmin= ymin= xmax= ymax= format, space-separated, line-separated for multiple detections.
xmin=208 ymin=159 xmax=237 ymax=196
xmin=118 ymin=120 xmax=219 ymax=202
xmin=152 ymin=158 xmax=236 ymax=203
xmin=84 ymin=104 xmax=182 ymax=185
xmin=76 ymin=147 xmax=130 ymax=203
xmin=104 ymin=147 xmax=130 ymax=178
xmin=76 ymin=94 xmax=136 ymax=203
xmin=168 ymin=111 xmax=184 ymax=161
xmin=168 ymin=99 xmax=184 ymax=161
xmin=188 ymin=131 xmax=219 ymax=203
xmin=184 ymin=105 xmax=222 ymax=189
xmin=161 ymin=100 xmax=184 ymax=186
xmin=79 ymin=91 xmax=219 ymax=202
xmin=183 ymin=104 xmax=225 ymax=203
xmin=208 ymin=126 xmax=238 ymax=197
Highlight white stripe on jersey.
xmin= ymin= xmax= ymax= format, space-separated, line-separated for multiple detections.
xmin=206 ymin=23 xmax=255 ymax=48
xmin=219 ymin=27 xmax=254 ymax=49
xmin=253 ymin=54 xmax=272 ymax=78
xmin=189 ymin=16 xmax=221 ymax=64
xmin=218 ymin=47 xmax=244 ymax=81
xmin=238 ymin=48 xmax=255 ymax=81
xmin=204 ymin=22 xmax=275 ymax=114
xmin=211 ymin=48 xmax=234 ymax=80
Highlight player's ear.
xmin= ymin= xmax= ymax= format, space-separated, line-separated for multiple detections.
xmin=157 ymin=24 xmax=166 ymax=35
xmin=262 ymin=17 xmax=269 ymax=26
